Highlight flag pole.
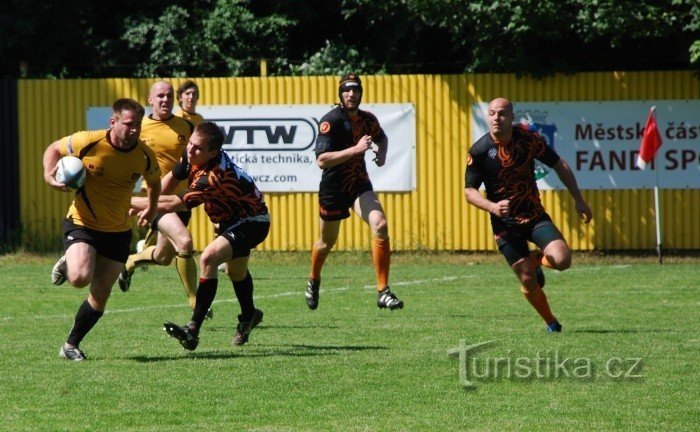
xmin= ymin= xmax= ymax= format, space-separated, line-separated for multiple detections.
xmin=650 ymin=105 xmax=662 ymax=264
xmin=654 ymin=164 xmax=663 ymax=264
xmin=637 ymin=105 xmax=663 ymax=264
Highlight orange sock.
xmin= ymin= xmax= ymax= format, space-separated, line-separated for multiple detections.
xmin=530 ymin=250 xmax=553 ymax=269
xmin=520 ymin=285 xmax=556 ymax=324
xmin=309 ymin=243 xmax=329 ymax=281
xmin=372 ymin=237 xmax=391 ymax=291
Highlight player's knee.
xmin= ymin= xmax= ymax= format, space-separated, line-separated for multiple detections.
xmin=372 ymin=218 xmax=388 ymax=239
xmin=227 ymin=266 xmax=248 ymax=282
xmin=549 ymin=253 xmax=572 ymax=271
xmin=316 ymin=239 xmax=335 ymax=252
xmin=174 ymin=237 xmax=193 ymax=254
xmin=199 ymin=250 xmax=217 ymax=269
xmin=69 ymin=272 xmax=92 ymax=288
xmin=517 ymin=271 xmax=538 ymax=290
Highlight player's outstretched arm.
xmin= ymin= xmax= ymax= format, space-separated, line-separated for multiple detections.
xmin=553 ymin=159 xmax=593 ymax=223
xmin=131 ymin=194 xmax=186 ymax=216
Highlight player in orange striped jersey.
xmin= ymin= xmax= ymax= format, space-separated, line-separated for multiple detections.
xmin=464 ymin=97 xmax=592 ymax=332
xmin=305 ymin=73 xmax=403 ymax=311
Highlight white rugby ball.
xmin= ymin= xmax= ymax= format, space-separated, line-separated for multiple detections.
xmin=55 ymin=155 xmax=86 ymax=189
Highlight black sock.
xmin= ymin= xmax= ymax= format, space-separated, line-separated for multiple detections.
xmin=233 ymin=271 xmax=255 ymax=320
xmin=191 ymin=278 xmax=218 ymax=329
xmin=66 ymin=300 xmax=104 ymax=347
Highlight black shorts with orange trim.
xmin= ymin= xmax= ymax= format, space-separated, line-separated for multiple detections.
xmin=62 ymin=218 xmax=132 ymax=263
xmin=318 ymin=182 xmax=373 ymax=221
xmin=493 ymin=213 xmax=565 ymax=266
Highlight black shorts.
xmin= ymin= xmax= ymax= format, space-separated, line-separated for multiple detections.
xmin=318 ymin=182 xmax=373 ymax=221
xmin=151 ymin=209 xmax=192 ymax=231
xmin=493 ymin=214 xmax=565 ymax=266
xmin=219 ymin=219 xmax=270 ymax=259
xmin=62 ymin=218 xmax=132 ymax=263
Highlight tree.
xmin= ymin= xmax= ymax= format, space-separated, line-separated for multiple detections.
xmin=0 ymin=0 xmax=697 ymax=78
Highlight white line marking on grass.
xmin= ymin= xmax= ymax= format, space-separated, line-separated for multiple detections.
xmin=3 ymin=274 xmax=473 ymax=321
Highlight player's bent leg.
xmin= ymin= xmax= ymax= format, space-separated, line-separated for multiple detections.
xmin=120 ymin=245 xmax=157 ymax=292
xmin=64 ymin=242 xmax=97 ymax=288
xmin=61 ymin=256 xmax=122 ymax=361
xmin=512 ymin=258 xmax=559 ymax=331
xmin=175 ymin=250 xmax=198 ymax=309
xmin=542 ymin=239 xmax=572 ymax=271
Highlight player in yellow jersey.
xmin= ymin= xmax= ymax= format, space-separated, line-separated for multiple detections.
xmin=44 ymin=98 xmax=161 ymax=361
xmin=175 ymin=80 xmax=204 ymax=126
xmin=118 ymin=81 xmax=204 ymax=316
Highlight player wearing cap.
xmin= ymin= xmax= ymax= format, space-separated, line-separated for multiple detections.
xmin=305 ymin=73 xmax=404 ymax=311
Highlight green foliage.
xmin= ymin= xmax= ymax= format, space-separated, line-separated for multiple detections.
xmin=121 ymin=0 xmax=293 ymax=77
xmin=0 ymin=0 xmax=697 ymax=77
xmin=288 ymin=40 xmax=379 ymax=76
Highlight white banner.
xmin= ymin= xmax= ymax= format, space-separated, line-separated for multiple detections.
xmin=88 ymin=104 xmax=416 ymax=192
xmin=470 ymin=100 xmax=700 ymax=190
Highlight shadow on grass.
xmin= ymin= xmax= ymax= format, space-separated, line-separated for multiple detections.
xmin=572 ymin=328 xmax=677 ymax=334
xmin=127 ymin=343 xmax=386 ymax=362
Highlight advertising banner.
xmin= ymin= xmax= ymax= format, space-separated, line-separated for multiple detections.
xmin=470 ymin=100 xmax=700 ymax=189
xmin=88 ymin=104 xmax=416 ymax=192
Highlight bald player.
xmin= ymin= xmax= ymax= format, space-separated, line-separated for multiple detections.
xmin=464 ymin=97 xmax=592 ymax=332
xmin=118 ymin=81 xmax=202 ymax=315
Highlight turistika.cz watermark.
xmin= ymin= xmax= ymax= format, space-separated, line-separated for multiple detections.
xmin=448 ymin=339 xmax=643 ymax=389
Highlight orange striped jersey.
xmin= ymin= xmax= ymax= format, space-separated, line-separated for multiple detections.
xmin=174 ymin=108 xmax=204 ymax=126
xmin=59 ymin=130 xmax=161 ymax=232
xmin=141 ymin=114 xmax=194 ymax=193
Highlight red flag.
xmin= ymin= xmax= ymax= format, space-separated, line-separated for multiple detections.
xmin=636 ymin=107 xmax=663 ymax=170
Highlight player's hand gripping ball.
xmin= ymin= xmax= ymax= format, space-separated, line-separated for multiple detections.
xmin=55 ymin=156 xmax=86 ymax=189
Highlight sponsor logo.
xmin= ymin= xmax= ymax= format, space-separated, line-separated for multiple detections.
xmin=320 ymin=121 xmax=331 ymax=134
xmin=211 ymin=118 xmax=318 ymax=152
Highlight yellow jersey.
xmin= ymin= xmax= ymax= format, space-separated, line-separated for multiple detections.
xmin=60 ymin=130 xmax=161 ymax=232
xmin=141 ymin=114 xmax=194 ymax=194
xmin=175 ymin=108 xmax=204 ymax=126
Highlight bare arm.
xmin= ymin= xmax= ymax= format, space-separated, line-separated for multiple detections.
xmin=42 ymin=140 xmax=69 ymax=191
xmin=464 ymin=187 xmax=510 ymax=218
xmin=160 ymin=171 xmax=180 ymax=195
xmin=131 ymin=194 xmax=187 ymax=215
xmin=134 ymin=177 xmax=162 ymax=227
xmin=317 ymin=135 xmax=372 ymax=169
xmin=552 ymin=159 xmax=593 ymax=223
xmin=372 ymin=135 xmax=388 ymax=167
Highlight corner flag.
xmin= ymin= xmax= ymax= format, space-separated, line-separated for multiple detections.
xmin=636 ymin=107 xmax=663 ymax=170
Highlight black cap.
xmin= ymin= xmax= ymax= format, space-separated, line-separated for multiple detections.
xmin=338 ymin=72 xmax=363 ymax=96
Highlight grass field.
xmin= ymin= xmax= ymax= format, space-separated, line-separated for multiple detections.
xmin=0 ymin=251 xmax=698 ymax=431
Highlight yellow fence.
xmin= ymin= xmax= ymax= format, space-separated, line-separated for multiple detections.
xmin=18 ymin=72 xmax=700 ymax=251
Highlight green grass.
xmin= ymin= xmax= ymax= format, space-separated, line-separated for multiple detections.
xmin=0 ymin=252 xmax=698 ymax=431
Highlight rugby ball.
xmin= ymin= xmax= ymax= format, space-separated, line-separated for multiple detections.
xmin=55 ymin=156 xmax=86 ymax=189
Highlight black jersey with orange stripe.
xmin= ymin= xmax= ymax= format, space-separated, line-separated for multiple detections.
xmin=465 ymin=125 xmax=560 ymax=225
xmin=173 ymin=151 xmax=268 ymax=226
xmin=315 ymin=105 xmax=386 ymax=196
